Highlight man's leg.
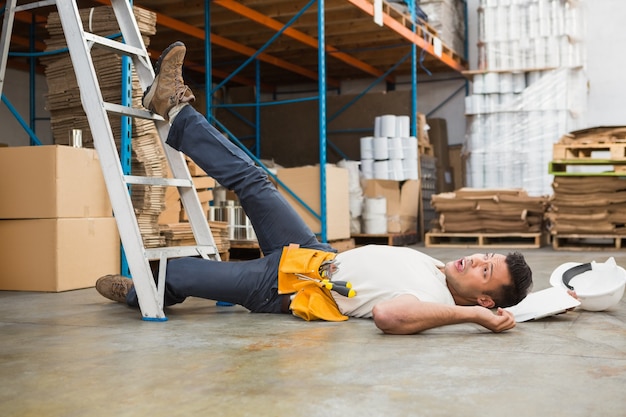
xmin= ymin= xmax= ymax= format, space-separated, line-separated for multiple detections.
xmin=145 ymin=41 xmax=332 ymax=256
xmin=167 ymin=105 xmax=333 ymax=256
xmin=97 ymin=42 xmax=326 ymax=312
xmin=123 ymin=252 xmax=285 ymax=313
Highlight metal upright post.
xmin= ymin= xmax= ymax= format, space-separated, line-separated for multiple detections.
xmin=318 ymin=0 xmax=328 ymax=243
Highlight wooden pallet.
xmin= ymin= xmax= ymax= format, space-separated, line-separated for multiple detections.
xmin=548 ymin=159 xmax=626 ymax=176
xmin=551 ymin=234 xmax=625 ymax=251
xmin=553 ymin=142 xmax=626 ymax=160
xmin=381 ymin=1 xmax=465 ymax=66
xmin=352 ymin=231 xmax=419 ymax=247
xmin=425 ymin=232 xmax=543 ymax=248
xmin=228 ymin=238 xmax=357 ymax=259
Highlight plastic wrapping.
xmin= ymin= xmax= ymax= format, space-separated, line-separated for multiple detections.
xmin=466 ymin=0 xmax=587 ymax=196
xmin=477 ymin=0 xmax=584 ymax=71
xmin=420 ymin=0 xmax=466 ymax=56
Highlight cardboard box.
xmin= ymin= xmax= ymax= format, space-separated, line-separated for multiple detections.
xmin=427 ymin=118 xmax=454 ymax=193
xmin=158 ymin=201 xmax=182 ymax=225
xmin=363 ymin=179 xmax=421 ymax=233
xmin=180 ymin=201 xmax=209 ymax=222
xmin=0 ymin=217 xmax=120 ymax=292
xmin=448 ymin=144 xmax=466 ymax=190
xmin=196 ymin=189 xmax=214 ymax=203
xmin=192 ymin=175 xmax=216 ymax=190
xmin=186 ymin=157 xmax=207 ymax=176
xmin=0 ymin=145 xmax=112 ymax=219
xmin=277 ymin=165 xmax=350 ymax=241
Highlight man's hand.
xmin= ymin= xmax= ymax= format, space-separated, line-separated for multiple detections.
xmin=472 ymin=306 xmax=516 ymax=333
xmin=372 ymin=294 xmax=517 ymax=335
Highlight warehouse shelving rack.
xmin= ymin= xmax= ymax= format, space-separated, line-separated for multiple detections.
xmin=1 ymin=0 xmax=468 ymax=244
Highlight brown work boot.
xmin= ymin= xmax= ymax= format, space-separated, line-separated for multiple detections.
xmin=142 ymin=41 xmax=195 ymax=120
xmin=95 ymin=274 xmax=134 ymax=303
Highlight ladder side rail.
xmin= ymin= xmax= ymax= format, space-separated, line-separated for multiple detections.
xmin=109 ymin=0 xmax=153 ymax=92
xmin=55 ymin=1 xmax=165 ymax=320
xmin=157 ymin=123 xmax=221 ymax=260
xmin=0 ymin=0 xmax=19 ymax=97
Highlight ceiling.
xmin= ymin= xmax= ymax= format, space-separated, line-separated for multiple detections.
xmin=4 ymin=0 xmax=467 ymax=93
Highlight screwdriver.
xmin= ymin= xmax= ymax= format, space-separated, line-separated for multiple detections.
xmin=295 ymin=274 xmax=356 ymax=298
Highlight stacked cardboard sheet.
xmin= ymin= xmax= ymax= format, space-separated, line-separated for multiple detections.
xmin=43 ymin=6 xmax=166 ymax=248
xmin=430 ymin=188 xmax=548 ymax=233
xmin=43 ymin=6 xmax=156 ymax=148
xmin=547 ymin=177 xmax=626 ymax=235
xmin=130 ymin=84 xmax=167 ymax=248
xmin=160 ymin=221 xmax=231 ymax=254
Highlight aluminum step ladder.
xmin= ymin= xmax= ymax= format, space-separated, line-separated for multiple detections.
xmin=0 ymin=0 xmax=221 ymax=321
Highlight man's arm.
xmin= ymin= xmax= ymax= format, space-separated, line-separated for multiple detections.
xmin=372 ymin=294 xmax=516 ymax=335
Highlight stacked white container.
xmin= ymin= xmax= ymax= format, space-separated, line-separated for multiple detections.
xmin=466 ymin=0 xmax=587 ymax=196
xmin=360 ymin=114 xmax=419 ymax=181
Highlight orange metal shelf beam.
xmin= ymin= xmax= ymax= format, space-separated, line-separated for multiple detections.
xmin=213 ymin=0 xmax=394 ymax=84
xmin=10 ymin=34 xmax=46 ymax=51
xmin=144 ymin=47 xmax=272 ymax=91
xmin=93 ymin=0 xmax=339 ymax=88
xmin=6 ymin=7 xmax=263 ymax=89
xmin=346 ymin=0 xmax=466 ymax=73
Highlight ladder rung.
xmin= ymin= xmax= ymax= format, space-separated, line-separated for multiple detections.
xmin=145 ymin=246 xmax=218 ymax=260
xmin=124 ymin=175 xmax=193 ymax=187
xmin=15 ymin=0 xmax=56 ymax=13
xmin=103 ymin=102 xmax=164 ymax=121
xmin=83 ymin=32 xmax=148 ymax=59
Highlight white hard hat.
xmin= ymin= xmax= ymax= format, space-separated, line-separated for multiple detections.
xmin=550 ymin=257 xmax=626 ymax=311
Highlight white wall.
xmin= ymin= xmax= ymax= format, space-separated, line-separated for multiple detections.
xmin=584 ymin=0 xmax=626 ymax=126
xmin=0 ymin=68 xmax=52 ymax=146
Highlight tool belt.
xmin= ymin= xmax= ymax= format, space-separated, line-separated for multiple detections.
xmin=278 ymin=244 xmax=349 ymax=322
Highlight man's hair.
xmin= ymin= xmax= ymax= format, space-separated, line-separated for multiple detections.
xmin=491 ymin=251 xmax=533 ymax=308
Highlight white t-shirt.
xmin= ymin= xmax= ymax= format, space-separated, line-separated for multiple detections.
xmin=330 ymin=245 xmax=454 ymax=318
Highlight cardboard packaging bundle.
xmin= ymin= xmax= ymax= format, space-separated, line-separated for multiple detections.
xmin=0 ymin=145 xmax=120 ymax=292
xmin=362 ymin=179 xmax=420 ymax=234
xmin=277 ymin=165 xmax=351 ymax=241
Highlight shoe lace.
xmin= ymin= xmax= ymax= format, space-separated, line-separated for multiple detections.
xmin=174 ymin=83 xmax=192 ymax=102
xmin=111 ymin=281 xmax=129 ymax=297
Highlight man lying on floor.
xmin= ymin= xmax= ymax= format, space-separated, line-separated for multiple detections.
xmin=96 ymin=41 xmax=533 ymax=335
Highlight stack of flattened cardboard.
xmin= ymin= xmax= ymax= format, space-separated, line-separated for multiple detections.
xmin=131 ymin=111 xmax=167 ymax=248
xmin=43 ymin=6 xmax=166 ymax=248
xmin=43 ymin=6 xmax=156 ymax=147
xmin=547 ymin=177 xmax=626 ymax=234
xmin=548 ymin=126 xmax=626 ymax=235
xmin=160 ymin=221 xmax=231 ymax=254
xmin=430 ymin=188 xmax=548 ymax=233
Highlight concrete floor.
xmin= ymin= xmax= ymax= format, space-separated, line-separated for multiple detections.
xmin=1 ymin=244 xmax=625 ymax=417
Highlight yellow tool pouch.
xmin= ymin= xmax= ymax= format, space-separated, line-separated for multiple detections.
xmin=278 ymin=245 xmax=348 ymax=322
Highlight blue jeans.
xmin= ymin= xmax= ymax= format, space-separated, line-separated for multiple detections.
xmin=126 ymin=105 xmax=333 ymax=313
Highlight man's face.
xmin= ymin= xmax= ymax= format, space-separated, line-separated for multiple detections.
xmin=443 ymin=253 xmax=512 ymax=306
